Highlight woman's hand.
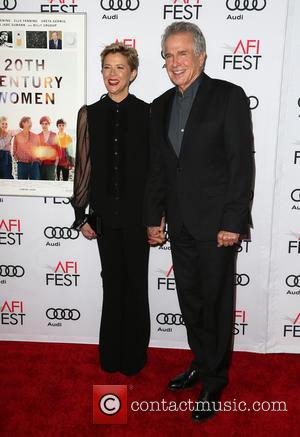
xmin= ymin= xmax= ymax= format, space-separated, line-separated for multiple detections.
xmin=81 ymin=223 xmax=96 ymax=240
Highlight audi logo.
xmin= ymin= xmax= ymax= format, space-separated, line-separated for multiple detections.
xmin=0 ymin=265 xmax=24 ymax=277
xmin=234 ymin=273 xmax=250 ymax=286
xmin=44 ymin=226 xmax=79 ymax=240
xmin=156 ymin=313 xmax=185 ymax=326
xmin=285 ymin=275 xmax=300 ymax=288
xmin=291 ymin=189 xmax=300 ymax=202
xmin=248 ymin=96 xmax=259 ymax=110
xmin=226 ymin=0 xmax=266 ymax=11
xmin=100 ymin=0 xmax=140 ymax=11
xmin=0 ymin=0 xmax=17 ymax=10
xmin=46 ymin=308 xmax=81 ymax=321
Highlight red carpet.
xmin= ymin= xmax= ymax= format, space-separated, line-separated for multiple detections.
xmin=0 ymin=341 xmax=298 ymax=436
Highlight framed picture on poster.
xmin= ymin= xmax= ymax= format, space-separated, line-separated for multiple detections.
xmin=0 ymin=12 xmax=86 ymax=197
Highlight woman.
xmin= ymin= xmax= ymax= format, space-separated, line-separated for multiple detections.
xmin=38 ymin=116 xmax=61 ymax=180
xmin=13 ymin=116 xmax=40 ymax=180
xmin=71 ymin=43 xmax=150 ymax=375
xmin=56 ymin=118 xmax=74 ymax=181
xmin=0 ymin=116 xmax=14 ymax=179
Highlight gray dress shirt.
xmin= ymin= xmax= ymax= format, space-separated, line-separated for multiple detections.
xmin=168 ymin=74 xmax=202 ymax=157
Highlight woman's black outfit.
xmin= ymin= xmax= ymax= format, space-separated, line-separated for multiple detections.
xmin=71 ymin=94 xmax=150 ymax=375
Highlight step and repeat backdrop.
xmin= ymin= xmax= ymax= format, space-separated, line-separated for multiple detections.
xmin=0 ymin=0 xmax=299 ymax=353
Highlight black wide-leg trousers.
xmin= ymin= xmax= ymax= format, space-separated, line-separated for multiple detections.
xmin=97 ymin=226 xmax=150 ymax=375
xmin=170 ymin=225 xmax=236 ymax=391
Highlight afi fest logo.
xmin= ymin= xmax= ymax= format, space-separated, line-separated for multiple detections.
xmin=1 ymin=301 xmax=25 ymax=326
xmin=40 ymin=0 xmax=78 ymax=13
xmin=163 ymin=0 xmax=203 ymax=20
xmin=287 ymin=232 xmax=300 ymax=254
xmin=43 ymin=197 xmax=70 ymax=205
xmin=283 ymin=313 xmax=300 ymax=337
xmin=157 ymin=265 xmax=176 ymax=291
xmin=0 ymin=0 xmax=17 ymax=10
xmin=114 ymin=38 xmax=136 ymax=48
xmin=45 ymin=261 xmax=79 ymax=286
xmin=0 ymin=219 xmax=23 ymax=246
xmin=223 ymin=39 xmax=262 ymax=70
xmin=293 ymin=140 xmax=300 ymax=166
xmin=233 ymin=310 xmax=248 ymax=335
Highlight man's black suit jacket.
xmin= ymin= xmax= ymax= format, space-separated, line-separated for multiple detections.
xmin=49 ymin=39 xmax=62 ymax=49
xmin=144 ymin=72 xmax=254 ymax=241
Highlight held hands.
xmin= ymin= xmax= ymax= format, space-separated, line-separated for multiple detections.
xmin=81 ymin=222 xmax=97 ymax=240
xmin=217 ymin=230 xmax=239 ymax=247
xmin=147 ymin=217 xmax=166 ymax=246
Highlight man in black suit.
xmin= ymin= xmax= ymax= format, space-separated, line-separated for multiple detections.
xmin=145 ymin=22 xmax=253 ymax=422
xmin=49 ymin=31 xmax=62 ymax=49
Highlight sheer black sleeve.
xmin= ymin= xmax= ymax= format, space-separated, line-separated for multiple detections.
xmin=70 ymin=105 xmax=91 ymax=228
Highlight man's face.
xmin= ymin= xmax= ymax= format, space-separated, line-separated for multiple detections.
xmin=164 ymin=32 xmax=205 ymax=93
xmin=57 ymin=123 xmax=65 ymax=132
xmin=52 ymin=32 xmax=58 ymax=41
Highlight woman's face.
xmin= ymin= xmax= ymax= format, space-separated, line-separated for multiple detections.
xmin=57 ymin=123 xmax=65 ymax=133
xmin=0 ymin=120 xmax=8 ymax=131
xmin=102 ymin=52 xmax=136 ymax=101
xmin=23 ymin=119 xmax=32 ymax=130
xmin=41 ymin=120 xmax=50 ymax=132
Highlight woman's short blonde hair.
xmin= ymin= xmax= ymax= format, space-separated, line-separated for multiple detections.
xmin=101 ymin=42 xmax=139 ymax=72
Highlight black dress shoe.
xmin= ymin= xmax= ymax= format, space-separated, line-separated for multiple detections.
xmin=168 ymin=368 xmax=201 ymax=390
xmin=192 ymin=389 xmax=222 ymax=422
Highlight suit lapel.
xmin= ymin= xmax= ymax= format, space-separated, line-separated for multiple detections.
xmin=179 ymin=73 xmax=212 ymax=158
xmin=162 ymin=88 xmax=178 ymax=158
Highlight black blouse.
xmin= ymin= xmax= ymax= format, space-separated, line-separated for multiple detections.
xmin=71 ymin=94 xmax=150 ymax=229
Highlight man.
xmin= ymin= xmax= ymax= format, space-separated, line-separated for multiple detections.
xmin=49 ymin=31 xmax=62 ymax=49
xmin=145 ymin=22 xmax=253 ymax=422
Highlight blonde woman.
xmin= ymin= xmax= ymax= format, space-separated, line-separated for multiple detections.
xmin=71 ymin=43 xmax=150 ymax=376
xmin=0 ymin=116 xmax=14 ymax=179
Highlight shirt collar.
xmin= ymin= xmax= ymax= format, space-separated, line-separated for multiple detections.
xmin=176 ymin=73 xmax=202 ymax=99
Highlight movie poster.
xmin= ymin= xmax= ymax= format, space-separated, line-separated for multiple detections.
xmin=0 ymin=12 xmax=86 ymax=197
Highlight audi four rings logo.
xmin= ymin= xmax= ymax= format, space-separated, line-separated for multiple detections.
xmin=46 ymin=308 xmax=81 ymax=321
xmin=285 ymin=275 xmax=300 ymax=288
xmin=44 ymin=226 xmax=79 ymax=240
xmin=0 ymin=265 xmax=24 ymax=277
xmin=156 ymin=313 xmax=185 ymax=325
xmin=226 ymin=0 xmax=266 ymax=11
xmin=100 ymin=0 xmax=140 ymax=11
xmin=248 ymin=96 xmax=259 ymax=110
xmin=291 ymin=189 xmax=300 ymax=202
xmin=234 ymin=274 xmax=250 ymax=286
xmin=0 ymin=0 xmax=17 ymax=10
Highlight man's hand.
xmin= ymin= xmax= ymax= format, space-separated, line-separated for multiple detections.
xmin=217 ymin=230 xmax=239 ymax=247
xmin=147 ymin=217 xmax=166 ymax=245
xmin=81 ymin=222 xmax=96 ymax=240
